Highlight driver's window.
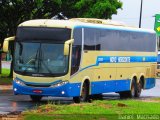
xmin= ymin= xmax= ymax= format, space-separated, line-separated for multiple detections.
xmin=71 ymin=27 xmax=82 ymax=75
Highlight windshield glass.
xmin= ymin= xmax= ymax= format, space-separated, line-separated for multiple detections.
xmin=14 ymin=42 xmax=69 ymax=76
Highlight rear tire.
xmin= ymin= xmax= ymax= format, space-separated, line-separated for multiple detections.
xmin=129 ymin=79 xmax=136 ymax=98
xmin=30 ymin=95 xmax=42 ymax=102
xmin=73 ymin=82 xmax=89 ymax=103
xmin=135 ymin=80 xmax=142 ymax=97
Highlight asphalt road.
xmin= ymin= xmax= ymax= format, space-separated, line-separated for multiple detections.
xmin=0 ymin=80 xmax=159 ymax=115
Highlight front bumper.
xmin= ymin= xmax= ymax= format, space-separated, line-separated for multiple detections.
xmin=13 ymin=81 xmax=81 ymax=97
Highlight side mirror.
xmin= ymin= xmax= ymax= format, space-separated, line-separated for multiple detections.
xmin=3 ymin=36 xmax=15 ymax=52
xmin=64 ymin=39 xmax=74 ymax=55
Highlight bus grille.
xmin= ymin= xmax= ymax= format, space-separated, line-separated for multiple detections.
xmin=25 ymin=84 xmax=51 ymax=87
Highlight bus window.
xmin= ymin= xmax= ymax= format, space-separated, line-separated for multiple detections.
xmin=84 ymin=28 xmax=96 ymax=50
xmin=71 ymin=28 xmax=82 ymax=75
xmin=71 ymin=46 xmax=81 ymax=75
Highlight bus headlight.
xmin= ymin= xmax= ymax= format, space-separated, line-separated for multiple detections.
xmin=14 ymin=79 xmax=25 ymax=86
xmin=50 ymin=80 xmax=69 ymax=88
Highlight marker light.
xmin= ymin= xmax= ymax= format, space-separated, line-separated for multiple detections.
xmin=14 ymin=79 xmax=25 ymax=86
xmin=51 ymin=80 xmax=68 ymax=88
xmin=14 ymin=88 xmax=17 ymax=92
xmin=61 ymin=91 xmax=65 ymax=94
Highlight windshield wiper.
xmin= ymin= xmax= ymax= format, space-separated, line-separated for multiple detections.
xmin=21 ymin=46 xmax=40 ymax=74
xmin=39 ymin=46 xmax=53 ymax=74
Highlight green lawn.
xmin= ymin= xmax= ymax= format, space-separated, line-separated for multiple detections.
xmin=1 ymin=68 xmax=10 ymax=76
xmin=0 ymin=68 xmax=12 ymax=84
xmin=23 ymin=99 xmax=160 ymax=120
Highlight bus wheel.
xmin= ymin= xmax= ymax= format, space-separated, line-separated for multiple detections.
xmin=73 ymin=81 xmax=89 ymax=103
xmin=128 ymin=79 xmax=136 ymax=98
xmin=30 ymin=95 xmax=42 ymax=102
xmin=135 ymin=80 xmax=142 ymax=97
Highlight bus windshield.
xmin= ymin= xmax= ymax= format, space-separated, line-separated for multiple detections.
xmin=14 ymin=42 xmax=69 ymax=77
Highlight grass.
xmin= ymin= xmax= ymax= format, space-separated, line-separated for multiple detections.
xmin=0 ymin=68 xmax=12 ymax=85
xmin=1 ymin=68 xmax=10 ymax=76
xmin=23 ymin=99 xmax=160 ymax=120
xmin=152 ymin=97 xmax=160 ymax=101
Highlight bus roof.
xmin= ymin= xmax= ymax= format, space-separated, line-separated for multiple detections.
xmin=18 ymin=18 xmax=155 ymax=34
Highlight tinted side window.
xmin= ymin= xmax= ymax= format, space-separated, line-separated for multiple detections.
xmin=98 ymin=30 xmax=119 ymax=51
xmin=83 ymin=27 xmax=156 ymax=52
xmin=143 ymin=33 xmax=156 ymax=52
xmin=84 ymin=28 xmax=96 ymax=50
xmin=117 ymin=31 xmax=130 ymax=51
xmin=98 ymin=29 xmax=156 ymax=52
xmin=129 ymin=32 xmax=156 ymax=52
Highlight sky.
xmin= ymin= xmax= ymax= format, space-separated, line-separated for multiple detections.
xmin=112 ymin=0 xmax=160 ymax=30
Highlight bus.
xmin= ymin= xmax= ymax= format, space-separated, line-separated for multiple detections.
xmin=3 ymin=18 xmax=157 ymax=102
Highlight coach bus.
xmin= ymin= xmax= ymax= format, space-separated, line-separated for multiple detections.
xmin=3 ymin=18 xmax=157 ymax=102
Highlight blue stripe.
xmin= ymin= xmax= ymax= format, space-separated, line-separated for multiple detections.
xmin=79 ymin=64 xmax=97 ymax=72
xmin=97 ymin=56 xmax=157 ymax=64
xmin=13 ymin=78 xmax=155 ymax=97
xmin=80 ymin=56 xmax=157 ymax=72
xmin=91 ymin=80 xmax=131 ymax=94
xmin=74 ymin=25 xmax=155 ymax=34
xmin=91 ymin=78 xmax=156 ymax=94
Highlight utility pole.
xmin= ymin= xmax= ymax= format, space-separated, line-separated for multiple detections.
xmin=139 ymin=0 xmax=143 ymax=28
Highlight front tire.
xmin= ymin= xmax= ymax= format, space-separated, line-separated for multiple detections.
xmin=30 ymin=95 xmax=42 ymax=102
xmin=73 ymin=81 xmax=89 ymax=103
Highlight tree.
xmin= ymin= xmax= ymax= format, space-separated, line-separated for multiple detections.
xmin=74 ymin=0 xmax=122 ymax=19
xmin=0 ymin=0 xmax=122 ymax=77
xmin=0 ymin=0 xmax=63 ymax=43
xmin=0 ymin=0 xmax=62 ymax=76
